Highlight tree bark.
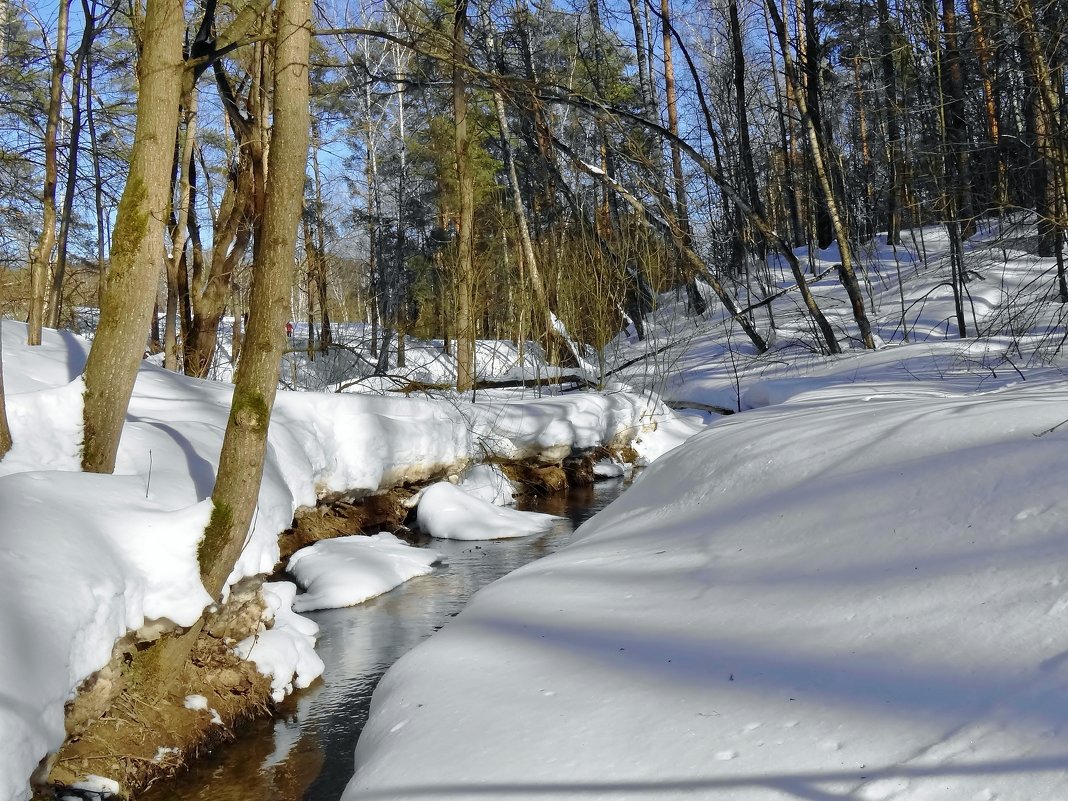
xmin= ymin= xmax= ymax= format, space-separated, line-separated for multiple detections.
xmin=28 ymin=0 xmax=70 ymax=345
xmin=199 ymin=0 xmax=311 ymax=598
xmin=877 ymin=0 xmax=904 ymax=244
xmin=659 ymin=0 xmax=706 ymax=315
xmin=767 ymin=0 xmax=875 ymax=349
xmin=729 ymin=0 xmax=766 ymax=257
xmin=0 ymin=323 xmax=11 ymax=459
xmin=50 ymin=0 xmax=96 ymax=328
xmin=452 ymin=0 xmax=476 ymax=392
xmin=81 ymin=0 xmax=185 ymax=473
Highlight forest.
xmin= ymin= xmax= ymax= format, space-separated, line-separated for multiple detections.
xmin=1 ymin=0 xmax=1068 ymax=796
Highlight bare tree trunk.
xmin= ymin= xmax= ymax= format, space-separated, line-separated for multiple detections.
xmin=767 ymin=0 xmax=875 ymax=349
xmin=626 ymin=0 xmax=652 ymax=116
xmin=81 ymin=0 xmax=185 ymax=473
xmin=0 ymin=323 xmax=11 ymax=459
xmin=877 ymin=0 xmax=904 ymax=244
xmin=310 ymin=120 xmax=331 ymax=349
xmin=185 ymin=54 xmax=263 ymax=377
xmin=659 ymin=0 xmax=706 ymax=314
xmin=86 ymin=18 xmax=107 ymax=306
xmin=165 ymin=86 xmax=198 ymax=371
xmin=200 ymin=0 xmax=310 ymax=598
xmin=453 ymin=0 xmax=476 ymax=392
xmin=1015 ymin=0 xmax=1067 ymax=269
xmin=393 ymin=39 xmax=407 ymax=367
xmin=967 ymin=0 xmax=1007 ymax=208
xmin=940 ymin=0 xmax=976 ymax=238
xmin=50 ymin=0 xmax=96 ymax=328
xmin=28 ymin=0 xmax=70 ymax=344
xmin=729 ymin=0 xmax=766 ymax=257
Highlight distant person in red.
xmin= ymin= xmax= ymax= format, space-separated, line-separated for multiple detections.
xmin=286 ymin=321 xmax=294 ymax=338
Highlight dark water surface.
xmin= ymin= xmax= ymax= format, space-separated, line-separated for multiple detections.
xmin=140 ymin=479 xmax=629 ymax=801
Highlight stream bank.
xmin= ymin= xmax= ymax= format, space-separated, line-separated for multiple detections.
xmin=139 ymin=478 xmax=632 ymax=801
xmin=37 ymin=447 xmax=632 ymax=800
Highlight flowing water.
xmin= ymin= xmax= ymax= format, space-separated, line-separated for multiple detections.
xmin=141 ymin=478 xmax=630 ymax=801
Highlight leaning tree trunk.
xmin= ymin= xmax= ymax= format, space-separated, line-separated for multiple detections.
xmin=81 ymin=0 xmax=185 ymax=473
xmin=199 ymin=0 xmax=311 ymax=598
xmin=767 ymin=0 xmax=875 ymax=349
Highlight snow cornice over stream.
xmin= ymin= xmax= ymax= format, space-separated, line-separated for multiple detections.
xmin=0 ymin=319 xmax=699 ymax=801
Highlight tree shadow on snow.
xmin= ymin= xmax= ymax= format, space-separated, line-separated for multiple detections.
xmin=349 ymin=756 xmax=1068 ymax=800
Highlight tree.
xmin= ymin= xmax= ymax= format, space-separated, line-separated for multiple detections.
xmin=0 ymin=323 xmax=11 ymax=459
xmin=199 ymin=0 xmax=311 ymax=600
xmin=26 ymin=0 xmax=69 ymax=345
xmin=80 ymin=0 xmax=185 ymax=473
xmin=452 ymin=0 xmax=476 ymax=391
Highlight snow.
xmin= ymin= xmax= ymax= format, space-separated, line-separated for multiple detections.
xmin=235 ymin=582 xmax=324 ymax=703
xmin=345 ymin=222 xmax=1068 ymax=800
xmin=456 ymin=463 xmax=517 ymax=506
xmin=287 ymin=534 xmax=441 ymax=612
xmin=9 ymin=215 xmax=1067 ymax=801
xmin=0 ymin=319 xmax=681 ymax=800
xmin=416 ymin=481 xmax=559 ymax=540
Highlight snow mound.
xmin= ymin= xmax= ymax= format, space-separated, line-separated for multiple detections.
xmin=417 ymin=482 xmax=558 ymax=540
xmin=235 ymin=582 xmax=324 ymax=703
xmin=287 ymin=534 xmax=441 ymax=611
xmin=457 ymin=463 xmax=517 ymax=506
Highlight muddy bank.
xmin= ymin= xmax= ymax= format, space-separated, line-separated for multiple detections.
xmin=36 ymin=446 xmax=632 ymax=800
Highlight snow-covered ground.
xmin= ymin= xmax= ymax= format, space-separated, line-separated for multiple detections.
xmin=0 ymin=321 xmax=693 ymax=801
xmin=344 ymin=220 xmax=1068 ymax=800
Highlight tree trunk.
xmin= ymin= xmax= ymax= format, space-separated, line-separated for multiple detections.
xmin=940 ymin=0 xmax=976 ymax=238
xmin=877 ymin=0 xmax=904 ymax=244
xmin=50 ymin=0 xmax=96 ymax=328
xmin=87 ymin=18 xmax=107 ymax=307
xmin=200 ymin=0 xmax=311 ymax=598
xmin=767 ymin=0 xmax=875 ymax=348
xmin=185 ymin=56 xmax=263 ymax=377
xmin=967 ymin=0 xmax=1007 ymax=208
xmin=729 ymin=0 xmax=766 ymax=257
xmin=81 ymin=0 xmax=185 ymax=473
xmin=310 ymin=120 xmax=332 ymax=349
xmin=164 ymin=86 xmax=198 ymax=371
xmin=659 ymin=0 xmax=706 ymax=315
xmin=453 ymin=0 xmax=476 ymax=392
xmin=0 ymin=323 xmax=11 ymax=459
xmin=27 ymin=0 xmax=70 ymax=345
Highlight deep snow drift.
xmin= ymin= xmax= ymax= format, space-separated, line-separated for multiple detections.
xmin=345 ymin=221 xmax=1068 ymax=800
xmin=0 ymin=321 xmax=694 ymax=801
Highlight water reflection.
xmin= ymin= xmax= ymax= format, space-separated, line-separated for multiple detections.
xmin=140 ymin=478 xmax=628 ymax=801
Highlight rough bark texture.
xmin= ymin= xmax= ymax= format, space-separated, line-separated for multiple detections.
xmin=81 ymin=0 xmax=185 ymax=473
xmin=200 ymin=0 xmax=310 ymax=598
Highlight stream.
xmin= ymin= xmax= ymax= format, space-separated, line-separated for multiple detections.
xmin=141 ymin=477 xmax=631 ymax=801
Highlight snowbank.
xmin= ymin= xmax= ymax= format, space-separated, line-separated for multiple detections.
xmin=348 ymin=372 xmax=1068 ymax=800
xmin=346 ymin=223 xmax=1068 ymax=800
xmin=416 ymin=481 xmax=559 ymax=540
xmin=287 ymin=535 xmax=441 ymax=612
xmin=0 ymin=319 xmax=693 ymax=801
